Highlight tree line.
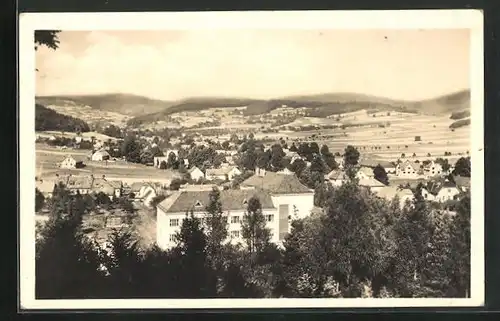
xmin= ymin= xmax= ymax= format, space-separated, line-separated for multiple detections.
xmin=36 ymin=171 xmax=470 ymax=299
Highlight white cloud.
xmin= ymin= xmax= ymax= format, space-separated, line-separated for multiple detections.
xmin=36 ymin=29 xmax=470 ymax=101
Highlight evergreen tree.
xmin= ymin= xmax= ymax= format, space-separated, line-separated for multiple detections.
xmin=36 ymin=216 xmax=106 ymax=298
xmin=373 ymin=164 xmax=389 ymax=185
xmin=121 ymin=135 xmax=141 ymax=163
xmin=35 ymin=188 xmax=45 ymax=212
xmin=449 ymin=193 xmax=471 ymax=297
xmin=204 ymin=187 xmax=228 ymax=272
xmin=105 ymin=229 xmax=143 ymax=297
xmin=241 ymin=197 xmax=271 ymax=255
xmin=174 ymin=211 xmax=217 ymax=297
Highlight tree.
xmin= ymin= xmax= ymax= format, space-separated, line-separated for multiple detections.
xmin=121 ymin=135 xmax=141 ymax=163
xmin=36 ymin=216 xmax=106 ymax=298
xmin=167 ymin=152 xmax=178 ymax=169
xmin=270 ymin=144 xmax=286 ymax=171
xmin=103 ymin=124 xmax=122 ymax=138
xmin=309 ymin=142 xmax=320 ymax=155
xmin=204 ymin=187 xmax=229 ymax=272
xmin=453 ymin=157 xmax=471 ymax=177
xmin=343 ymin=145 xmax=360 ymax=167
xmin=320 ymin=144 xmax=330 ymax=156
xmin=159 ymin=160 xmax=167 ymax=170
xmin=35 ymin=30 xmax=60 ymax=51
xmin=449 ymin=193 xmax=471 ymax=297
xmin=241 ymin=197 xmax=271 ymax=255
xmin=373 ymin=164 xmax=389 ymax=185
xmin=289 ymin=143 xmax=298 ymax=152
xmin=174 ymin=211 xmax=217 ymax=297
xmin=314 ymin=182 xmax=334 ymax=208
xmin=150 ymin=195 xmax=167 ymax=208
xmin=104 ymin=230 xmax=143 ymax=297
xmin=35 ymin=188 xmax=45 ymax=212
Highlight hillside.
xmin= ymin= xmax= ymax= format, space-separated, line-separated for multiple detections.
xmin=127 ymin=97 xmax=263 ymax=126
xmin=35 ymin=93 xmax=175 ymax=116
xmin=127 ymin=89 xmax=470 ymax=126
xmin=35 ymin=104 xmax=90 ymax=132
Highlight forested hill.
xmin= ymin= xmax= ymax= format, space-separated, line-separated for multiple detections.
xmin=35 ymin=104 xmax=90 ymax=132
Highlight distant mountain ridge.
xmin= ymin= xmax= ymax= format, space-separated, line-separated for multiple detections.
xmin=36 ymin=89 xmax=470 ymax=127
xmin=36 ymin=93 xmax=176 ymax=116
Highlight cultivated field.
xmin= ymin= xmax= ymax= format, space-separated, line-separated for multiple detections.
xmin=36 ymin=144 xmax=181 ymax=185
xmin=43 ymin=104 xmax=132 ymax=127
xmin=278 ymin=112 xmax=470 ymax=161
xmin=36 ymin=131 xmax=120 ymax=142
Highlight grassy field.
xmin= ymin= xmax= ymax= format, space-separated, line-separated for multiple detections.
xmin=36 ymin=144 xmax=181 ymax=185
xmin=275 ymin=112 xmax=469 ymax=161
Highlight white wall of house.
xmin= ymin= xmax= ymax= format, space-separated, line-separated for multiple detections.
xmin=157 ymin=208 xmax=279 ymax=250
xmin=436 ymin=187 xmax=460 ymax=202
xmin=271 ymin=193 xmax=314 ymax=220
xmin=189 ymin=168 xmax=205 ymax=181
xmin=60 ymin=157 xmax=76 ymax=169
xmin=421 ymin=188 xmax=435 ymax=201
xmin=227 ymin=168 xmax=242 ymax=180
xmin=396 ymin=163 xmax=418 ymax=178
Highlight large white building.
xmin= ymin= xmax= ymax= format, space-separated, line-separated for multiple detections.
xmin=240 ymin=168 xmax=315 ymax=220
xmin=156 ymin=170 xmax=315 ymax=250
xmin=157 ymin=189 xmax=280 ymax=250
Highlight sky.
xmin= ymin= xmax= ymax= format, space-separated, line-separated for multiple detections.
xmin=35 ymin=29 xmax=470 ymax=101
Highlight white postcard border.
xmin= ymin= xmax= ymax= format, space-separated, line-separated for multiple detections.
xmin=19 ymin=9 xmax=484 ymax=310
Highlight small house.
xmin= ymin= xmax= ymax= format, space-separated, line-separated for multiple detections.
xmin=435 ymin=181 xmax=461 ymax=202
xmin=60 ymin=155 xmax=85 ymax=169
xmin=91 ymin=149 xmax=111 ymax=161
xmin=188 ymin=166 xmax=205 ymax=181
xmin=205 ymin=166 xmax=242 ymax=181
xmin=395 ymin=160 xmax=419 ymax=178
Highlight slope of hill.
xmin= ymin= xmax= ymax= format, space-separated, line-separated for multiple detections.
xmin=36 ymin=93 xmax=175 ymax=116
xmin=35 ymin=104 xmax=90 ymax=132
xmin=127 ymin=97 xmax=263 ymax=126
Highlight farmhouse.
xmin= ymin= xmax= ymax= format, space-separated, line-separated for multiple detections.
xmin=241 ymin=168 xmax=314 ymax=220
xmin=130 ymin=182 xmax=161 ymax=207
xmin=421 ymin=187 xmax=436 ymax=201
xmin=91 ymin=149 xmax=111 ymax=161
xmin=395 ymin=160 xmax=420 ymax=178
xmin=205 ymin=166 xmax=242 ymax=181
xmin=423 ymin=161 xmax=443 ymax=178
xmin=325 ymin=168 xmax=386 ymax=192
xmin=188 ymin=166 xmax=205 ymax=181
xmin=60 ymin=155 xmax=85 ymax=169
xmin=54 ymin=174 xmax=123 ymax=198
xmin=157 ymin=189 xmax=281 ymax=250
xmin=435 ymin=181 xmax=461 ymax=202
xmin=359 ymin=159 xmax=396 ymax=174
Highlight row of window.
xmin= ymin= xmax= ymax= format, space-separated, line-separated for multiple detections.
xmin=167 ymin=231 xmax=283 ymax=243
xmin=169 ymin=214 xmax=275 ymax=227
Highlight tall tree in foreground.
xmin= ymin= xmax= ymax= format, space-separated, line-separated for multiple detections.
xmin=241 ymin=197 xmax=271 ymax=255
xmin=449 ymin=193 xmax=471 ymax=297
xmin=204 ymin=187 xmax=228 ymax=272
xmin=174 ymin=211 xmax=217 ymax=297
xmin=104 ymin=229 xmax=143 ymax=297
xmin=36 ymin=216 xmax=105 ymax=298
xmin=35 ymin=30 xmax=60 ymax=51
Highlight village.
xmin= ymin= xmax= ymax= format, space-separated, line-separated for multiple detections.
xmin=35 ymin=127 xmax=471 ymax=251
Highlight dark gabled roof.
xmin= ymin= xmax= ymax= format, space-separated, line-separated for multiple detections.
xmin=241 ymin=172 xmax=313 ymax=194
xmin=157 ymin=188 xmax=276 ymax=213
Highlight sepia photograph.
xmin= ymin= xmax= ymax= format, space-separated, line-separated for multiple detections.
xmin=19 ymin=10 xmax=484 ymax=309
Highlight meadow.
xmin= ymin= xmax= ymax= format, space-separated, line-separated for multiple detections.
xmin=36 ymin=144 xmax=181 ymax=185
